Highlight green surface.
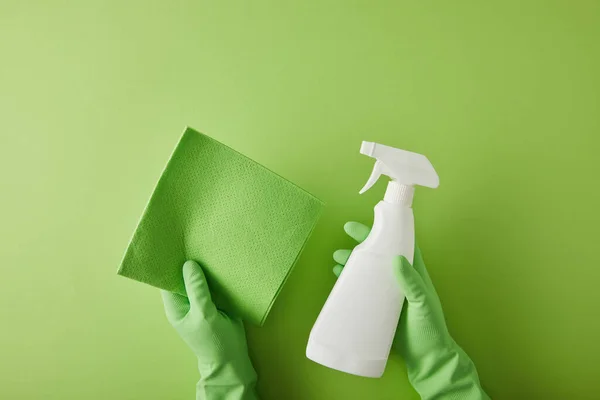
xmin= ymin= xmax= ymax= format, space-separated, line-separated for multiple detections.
xmin=1 ymin=1 xmax=599 ymax=399
xmin=119 ymin=127 xmax=323 ymax=326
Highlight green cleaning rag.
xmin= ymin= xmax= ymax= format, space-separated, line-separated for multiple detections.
xmin=119 ymin=127 xmax=323 ymax=325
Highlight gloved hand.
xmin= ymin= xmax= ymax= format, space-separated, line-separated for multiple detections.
xmin=334 ymin=222 xmax=489 ymax=400
xmin=161 ymin=260 xmax=258 ymax=400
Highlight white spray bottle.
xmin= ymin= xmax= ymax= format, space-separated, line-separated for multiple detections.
xmin=306 ymin=141 xmax=439 ymax=378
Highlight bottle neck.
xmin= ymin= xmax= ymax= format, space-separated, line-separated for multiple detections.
xmin=384 ymin=181 xmax=414 ymax=206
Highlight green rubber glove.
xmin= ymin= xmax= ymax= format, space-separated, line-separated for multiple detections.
xmin=334 ymin=222 xmax=490 ymax=400
xmin=161 ymin=260 xmax=259 ymax=400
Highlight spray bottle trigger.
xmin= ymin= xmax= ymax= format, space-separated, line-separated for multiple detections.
xmin=360 ymin=160 xmax=391 ymax=194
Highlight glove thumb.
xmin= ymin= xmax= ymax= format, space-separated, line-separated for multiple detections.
xmin=393 ymin=256 xmax=428 ymax=308
xmin=182 ymin=260 xmax=218 ymax=320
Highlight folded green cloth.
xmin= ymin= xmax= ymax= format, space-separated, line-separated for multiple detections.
xmin=119 ymin=127 xmax=323 ymax=325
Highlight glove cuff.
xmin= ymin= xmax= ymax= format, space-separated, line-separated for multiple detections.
xmin=407 ymin=342 xmax=489 ymax=400
xmin=197 ymin=356 xmax=258 ymax=387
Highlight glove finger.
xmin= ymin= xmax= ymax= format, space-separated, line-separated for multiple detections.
xmin=333 ymin=249 xmax=352 ymax=265
xmin=160 ymin=290 xmax=190 ymax=324
xmin=182 ymin=260 xmax=218 ymax=320
xmin=332 ymin=264 xmax=344 ymax=278
xmin=393 ymin=256 xmax=428 ymax=307
xmin=344 ymin=222 xmax=371 ymax=244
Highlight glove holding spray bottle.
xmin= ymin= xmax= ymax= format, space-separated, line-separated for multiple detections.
xmin=307 ymin=141 xmax=489 ymax=399
xmin=307 ymin=141 xmax=439 ymax=378
xmin=333 ymin=224 xmax=490 ymax=399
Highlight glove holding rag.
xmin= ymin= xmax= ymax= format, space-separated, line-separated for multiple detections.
xmin=161 ymin=260 xmax=258 ymax=400
xmin=333 ymin=222 xmax=490 ymax=400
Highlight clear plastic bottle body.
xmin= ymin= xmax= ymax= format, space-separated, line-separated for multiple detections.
xmin=306 ymin=200 xmax=415 ymax=377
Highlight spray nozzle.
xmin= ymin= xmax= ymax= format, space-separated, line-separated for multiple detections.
xmin=359 ymin=141 xmax=439 ymax=194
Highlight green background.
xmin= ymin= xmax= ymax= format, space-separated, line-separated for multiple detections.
xmin=1 ymin=1 xmax=599 ymax=399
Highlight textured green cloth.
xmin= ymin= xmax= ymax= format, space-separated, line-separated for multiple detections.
xmin=335 ymin=222 xmax=489 ymax=400
xmin=119 ymin=127 xmax=323 ymax=325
